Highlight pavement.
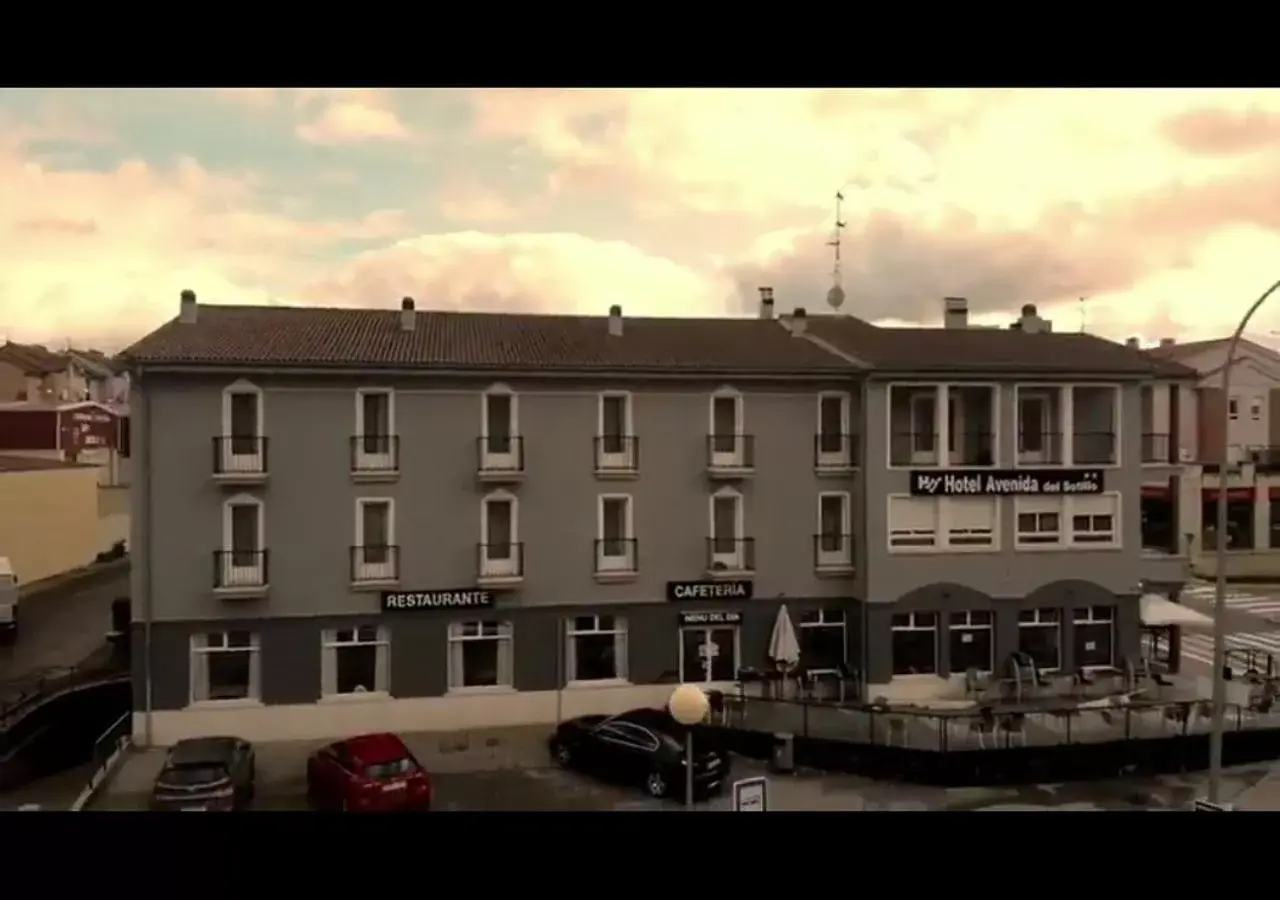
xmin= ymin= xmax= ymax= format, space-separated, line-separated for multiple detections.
xmin=1169 ymin=582 xmax=1280 ymax=675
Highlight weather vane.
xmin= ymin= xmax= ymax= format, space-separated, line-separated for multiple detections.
xmin=826 ymin=191 xmax=846 ymax=312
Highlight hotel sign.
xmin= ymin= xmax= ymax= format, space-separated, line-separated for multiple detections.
xmin=909 ymin=469 xmax=1104 ymax=497
xmin=381 ymin=590 xmax=495 ymax=611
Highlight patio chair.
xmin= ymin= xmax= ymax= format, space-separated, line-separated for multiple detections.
xmin=706 ymin=689 xmax=727 ymax=725
xmin=963 ymin=667 xmax=988 ymax=698
xmin=999 ymin=713 xmax=1028 ymax=747
xmin=886 ymin=716 xmax=909 ymax=748
xmin=1163 ymin=703 xmax=1190 ymax=732
xmin=833 ymin=662 xmax=859 ymax=705
xmin=969 ymin=707 xmax=996 ymax=749
xmin=735 ymin=667 xmax=764 ymax=703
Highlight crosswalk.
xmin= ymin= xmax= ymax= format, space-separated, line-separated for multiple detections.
xmin=1179 ymin=584 xmax=1280 ymax=618
xmin=1171 ymin=631 xmax=1280 ymax=669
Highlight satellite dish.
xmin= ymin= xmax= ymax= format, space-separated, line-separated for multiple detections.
xmin=827 ymin=285 xmax=846 ymax=310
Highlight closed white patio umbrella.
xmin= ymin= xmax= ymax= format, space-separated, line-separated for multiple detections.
xmin=769 ymin=604 xmax=802 ymax=670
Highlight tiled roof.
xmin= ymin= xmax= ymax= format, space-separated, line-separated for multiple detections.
xmin=803 ymin=316 xmax=1198 ymax=378
xmin=0 ymin=342 xmax=67 ymax=375
xmin=118 ymin=305 xmax=855 ymax=374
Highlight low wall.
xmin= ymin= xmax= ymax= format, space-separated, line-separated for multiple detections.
xmin=1194 ymin=551 xmax=1280 ymax=582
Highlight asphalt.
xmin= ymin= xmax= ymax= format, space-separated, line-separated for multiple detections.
xmin=1175 ymin=582 xmax=1280 ymax=675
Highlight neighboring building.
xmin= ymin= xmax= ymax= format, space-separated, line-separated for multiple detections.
xmin=0 ymin=454 xmax=104 ymax=585
xmin=0 ymin=341 xmax=122 ymax=404
xmin=0 ymin=400 xmax=130 ymax=486
xmin=66 ymin=349 xmax=130 ymax=404
xmin=120 ymin=290 xmax=1195 ymax=746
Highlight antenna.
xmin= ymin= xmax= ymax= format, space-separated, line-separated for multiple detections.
xmin=1078 ymin=297 xmax=1087 ymax=334
xmin=826 ymin=190 xmax=847 ymax=312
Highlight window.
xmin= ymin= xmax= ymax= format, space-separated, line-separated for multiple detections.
xmin=816 ymin=492 xmax=852 ymax=567
xmin=220 ymin=381 xmax=264 ymax=467
xmin=447 ymin=620 xmax=513 ymax=690
xmin=946 ymin=498 xmax=997 ymax=548
xmin=680 ymin=624 xmax=740 ymax=684
xmin=566 ymin=615 xmax=629 ymax=683
xmin=1073 ymin=606 xmax=1114 ymax=669
xmin=1071 ymin=494 xmax=1118 ymax=546
xmin=1018 ymin=608 xmax=1060 ymax=672
xmin=596 ymin=494 xmax=636 ymax=572
xmin=1016 ymin=390 xmax=1052 ymax=461
xmin=354 ymin=498 xmax=395 ymax=582
xmin=888 ymin=496 xmax=937 ymax=549
xmin=709 ymin=487 xmax=748 ymax=569
xmin=909 ymin=392 xmax=937 ymax=459
xmin=481 ymin=384 xmax=519 ymax=460
xmin=1015 ymin=497 xmax=1061 ymax=547
xmin=891 ymin=613 xmax=938 ymax=675
xmin=709 ymin=388 xmax=744 ymax=460
xmin=597 ymin=392 xmax=633 ymax=460
xmin=190 ymin=631 xmax=260 ymax=703
xmin=219 ymin=495 xmax=265 ymax=586
xmin=816 ymin=392 xmax=851 ymax=462
xmin=1229 ymin=397 xmax=1239 ymax=420
xmin=481 ymin=491 xmax=520 ymax=577
xmin=1251 ymin=397 xmax=1264 ymax=421
xmin=798 ymin=609 xmax=846 ymax=671
xmin=355 ymin=389 xmax=395 ymax=462
xmin=322 ymin=625 xmax=389 ymax=696
xmin=949 ymin=611 xmax=993 ymax=673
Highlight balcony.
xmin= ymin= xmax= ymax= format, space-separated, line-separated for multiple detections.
xmin=350 ymin=544 xmax=400 ymax=587
xmin=594 ymin=436 xmax=640 ymax=480
xmin=813 ymin=533 xmax=855 ymax=575
xmin=477 ymin=541 xmax=524 ymax=589
xmin=1016 ymin=430 xmax=1064 ymax=466
xmin=476 ymin=436 xmax=525 ymax=483
xmin=814 ymin=434 xmax=858 ymax=475
xmin=1141 ymin=433 xmax=1170 ymax=465
xmin=889 ymin=430 xmax=938 ymax=467
xmin=1073 ymin=431 xmax=1116 ymax=466
xmin=594 ymin=538 xmax=639 ymax=583
xmin=949 ymin=430 xmax=995 ymax=467
xmin=706 ymin=435 xmax=755 ymax=479
xmin=211 ymin=436 xmax=268 ymax=484
xmin=350 ymin=435 xmax=400 ymax=482
xmin=212 ymin=549 xmax=269 ymax=598
xmin=705 ymin=537 xmax=755 ymax=578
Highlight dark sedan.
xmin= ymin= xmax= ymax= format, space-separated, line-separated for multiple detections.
xmin=151 ymin=736 xmax=256 ymax=811
xmin=549 ymin=707 xmax=730 ymax=800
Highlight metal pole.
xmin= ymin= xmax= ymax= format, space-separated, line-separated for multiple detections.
xmin=1209 ymin=277 xmax=1280 ymax=804
xmin=685 ymin=731 xmax=695 ymax=810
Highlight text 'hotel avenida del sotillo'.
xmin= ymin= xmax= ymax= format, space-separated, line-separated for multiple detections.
xmin=120 ymin=290 xmax=1198 ymax=745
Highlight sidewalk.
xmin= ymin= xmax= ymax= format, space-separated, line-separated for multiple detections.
xmin=1231 ymin=767 xmax=1280 ymax=810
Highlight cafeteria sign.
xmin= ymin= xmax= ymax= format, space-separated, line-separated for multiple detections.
xmin=909 ymin=468 xmax=1103 ymax=497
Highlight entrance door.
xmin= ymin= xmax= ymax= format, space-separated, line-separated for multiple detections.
xmin=680 ymin=627 xmax=739 ymax=685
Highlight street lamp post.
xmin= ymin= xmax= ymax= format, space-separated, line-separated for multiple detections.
xmin=1208 ymin=277 xmax=1280 ymax=804
xmin=668 ymin=683 xmax=710 ymax=809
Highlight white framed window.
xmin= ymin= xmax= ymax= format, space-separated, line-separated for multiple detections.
xmin=322 ymin=625 xmax=390 ymax=697
xmin=1072 ymin=605 xmax=1115 ymax=670
xmin=481 ymin=383 xmax=520 ymax=467
xmin=190 ymin=631 xmax=260 ymax=703
xmin=890 ymin=612 xmax=938 ymax=676
xmin=354 ymin=388 xmax=395 ymax=469
xmin=447 ymin=620 xmax=513 ymax=691
xmin=1015 ymin=388 xmax=1054 ymax=464
xmin=1251 ymin=397 xmax=1264 ymax=421
xmin=219 ymin=380 xmax=264 ymax=472
xmin=219 ymin=494 xmax=265 ymax=587
xmin=1070 ymin=494 xmax=1119 ymax=546
xmin=948 ymin=610 xmax=993 ymax=674
xmin=709 ymin=386 xmax=747 ymax=465
xmin=816 ymin=491 xmax=853 ymax=567
xmin=596 ymin=494 xmax=636 ymax=573
xmin=1229 ymin=397 xmax=1239 ymax=420
xmin=798 ymin=608 xmax=846 ymax=671
xmin=908 ymin=390 xmax=938 ymax=464
xmin=887 ymin=495 xmax=938 ymax=549
xmin=708 ymin=486 xmax=748 ymax=570
xmin=566 ymin=615 xmax=629 ymax=684
xmin=1018 ymin=608 xmax=1061 ymax=672
xmin=597 ymin=391 xmax=635 ymax=469
xmin=480 ymin=490 xmax=520 ymax=577
xmin=1015 ymin=497 xmax=1062 ymax=548
xmin=354 ymin=497 xmax=396 ymax=582
xmin=946 ymin=497 xmax=997 ymax=549
xmin=816 ymin=391 xmax=852 ymax=467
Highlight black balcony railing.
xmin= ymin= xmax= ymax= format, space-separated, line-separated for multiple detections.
xmin=1141 ymin=433 xmax=1170 ymax=464
xmin=476 ymin=436 xmax=525 ymax=474
xmin=814 ymin=433 xmax=858 ymax=470
xmin=705 ymin=537 xmax=756 ymax=572
xmin=594 ymin=537 xmax=639 ymax=573
xmin=1073 ymin=431 xmax=1116 ymax=465
xmin=477 ymin=541 xmax=525 ymax=578
xmin=350 ymin=435 xmax=400 ymax=472
xmin=350 ymin=544 xmax=401 ymax=582
xmin=889 ymin=431 xmax=937 ymax=466
xmin=949 ymin=430 xmax=996 ymax=466
xmin=706 ymin=434 xmax=755 ymax=469
xmin=212 ymin=549 xmax=269 ymax=589
xmin=594 ymin=435 xmax=640 ymax=472
xmin=1016 ymin=430 xmax=1064 ymax=464
xmin=211 ymin=436 xmax=268 ymax=476
xmin=813 ymin=533 xmax=855 ymax=570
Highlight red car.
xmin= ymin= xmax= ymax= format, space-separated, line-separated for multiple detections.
xmin=306 ymin=733 xmax=432 ymax=812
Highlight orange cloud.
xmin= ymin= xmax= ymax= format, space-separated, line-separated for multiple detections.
xmin=296 ymin=90 xmax=410 ymax=144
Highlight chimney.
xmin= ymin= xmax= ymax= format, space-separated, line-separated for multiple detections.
xmin=943 ymin=296 xmax=968 ymax=330
xmin=1125 ymin=337 xmax=1140 ymax=349
xmin=1015 ymin=302 xmax=1051 ymax=334
xmin=608 ymin=304 xmax=623 ymax=337
xmin=178 ymin=289 xmax=197 ymax=324
xmin=400 ymin=297 xmax=415 ymax=332
xmin=790 ymin=307 xmax=807 ymax=335
xmin=1160 ymin=337 xmax=1175 ymax=347
xmin=758 ymin=286 xmax=775 ymax=320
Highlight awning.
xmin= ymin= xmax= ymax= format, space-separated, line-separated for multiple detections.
xmin=1140 ymin=594 xmax=1213 ymax=627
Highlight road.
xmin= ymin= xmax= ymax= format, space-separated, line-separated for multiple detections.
xmin=1173 ymin=582 xmax=1280 ymax=675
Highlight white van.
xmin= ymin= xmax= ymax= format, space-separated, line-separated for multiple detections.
xmin=0 ymin=556 xmax=17 ymax=645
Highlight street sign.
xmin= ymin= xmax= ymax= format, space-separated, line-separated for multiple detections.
xmin=1192 ymin=798 xmax=1233 ymax=811
xmin=732 ymin=776 xmax=768 ymax=812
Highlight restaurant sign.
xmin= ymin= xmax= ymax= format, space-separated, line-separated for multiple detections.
xmin=909 ymin=468 xmax=1103 ymax=497
xmin=666 ymin=580 xmax=753 ymax=602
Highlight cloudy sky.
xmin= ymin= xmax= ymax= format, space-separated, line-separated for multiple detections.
xmin=5 ymin=87 xmax=1280 ymax=350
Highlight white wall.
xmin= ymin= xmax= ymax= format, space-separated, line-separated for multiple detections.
xmin=1167 ymin=344 xmax=1280 ymax=456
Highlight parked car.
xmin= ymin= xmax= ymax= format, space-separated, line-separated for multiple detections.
xmin=549 ymin=707 xmax=730 ymax=800
xmin=306 ymin=733 xmax=432 ymax=812
xmin=151 ymin=737 xmax=255 ymax=811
